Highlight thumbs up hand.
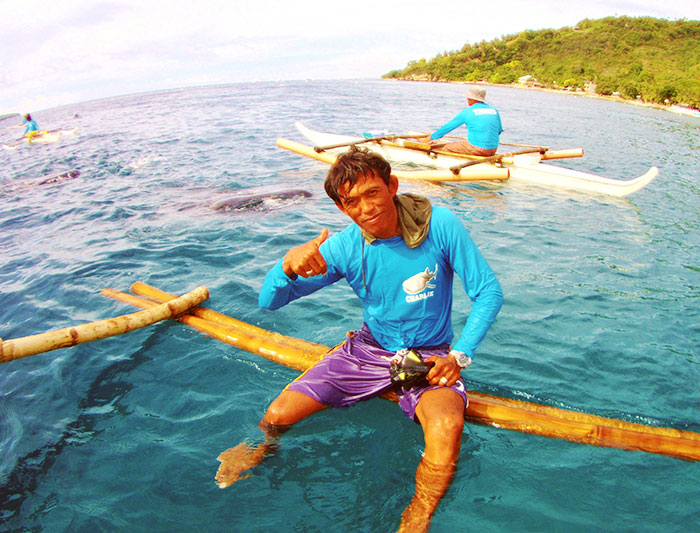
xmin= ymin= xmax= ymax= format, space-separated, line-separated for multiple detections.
xmin=282 ymin=228 xmax=329 ymax=278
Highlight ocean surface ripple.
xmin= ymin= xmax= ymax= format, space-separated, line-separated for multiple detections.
xmin=1 ymin=80 xmax=698 ymax=532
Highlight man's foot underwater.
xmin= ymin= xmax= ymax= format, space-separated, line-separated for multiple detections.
xmin=215 ymin=441 xmax=272 ymax=488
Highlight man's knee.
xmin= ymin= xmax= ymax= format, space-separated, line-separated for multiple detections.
xmin=262 ymin=401 xmax=287 ymax=426
xmin=263 ymin=395 xmax=296 ymax=426
xmin=262 ymin=390 xmax=326 ymax=427
xmin=424 ymin=409 xmax=464 ymax=439
xmin=417 ymin=389 xmax=466 ymax=441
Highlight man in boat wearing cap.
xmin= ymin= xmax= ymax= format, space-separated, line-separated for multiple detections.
xmin=427 ymin=85 xmax=503 ymax=156
xmin=215 ymin=148 xmax=503 ymax=531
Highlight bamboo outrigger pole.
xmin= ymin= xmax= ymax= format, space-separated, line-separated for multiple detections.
xmin=276 ymin=137 xmax=510 ymax=182
xmin=0 ymin=286 xmax=209 ymax=363
xmin=313 ymin=133 xmax=422 ymax=153
xmin=101 ymin=282 xmax=700 ymax=463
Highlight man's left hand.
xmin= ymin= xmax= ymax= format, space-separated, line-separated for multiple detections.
xmin=424 ymin=353 xmax=463 ymax=387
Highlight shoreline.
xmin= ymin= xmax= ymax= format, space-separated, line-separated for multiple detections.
xmin=384 ymin=78 xmax=699 ymax=117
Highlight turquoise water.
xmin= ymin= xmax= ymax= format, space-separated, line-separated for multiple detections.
xmin=1 ymin=80 xmax=699 ymax=532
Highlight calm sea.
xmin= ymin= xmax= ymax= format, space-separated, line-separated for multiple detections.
xmin=1 ymin=80 xmax=698 ymax=532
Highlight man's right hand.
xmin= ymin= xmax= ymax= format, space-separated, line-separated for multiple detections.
xmin=282 ymin=228 xmax=329 ymax=278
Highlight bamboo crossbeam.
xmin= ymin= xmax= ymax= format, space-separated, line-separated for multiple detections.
xmin=101 ymin=285 xmax=326 ymax=372
xmin=276 ymin=137 xmax=510 ymax=182
xmin=0 ymin=286 xmax=209 ymax=363
xmin=397 ymin=141 xmax=584 ymax=161
xmin=313 ymin=133 xmax=419 ymax=153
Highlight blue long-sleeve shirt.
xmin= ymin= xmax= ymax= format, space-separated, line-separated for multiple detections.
xmin=23 ymin=118 xmax=39 ymax=135
xmin=430 ymin=102 xmax=503 ymax=149
xmin=259 ymin=206 xmax=503 ymax=358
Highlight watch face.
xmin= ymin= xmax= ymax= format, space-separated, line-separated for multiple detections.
xmin=453 ymin=352 xmax=468 ymax=367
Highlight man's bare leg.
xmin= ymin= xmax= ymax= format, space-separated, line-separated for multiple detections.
xmin=216 ymin=390 xmax=327 ymax=488
xmin=398 ymin=387 xmax=465 ymax=532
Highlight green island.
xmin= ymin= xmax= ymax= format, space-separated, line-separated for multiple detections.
xmin=383 ymin=16 xmax=700 ymax=110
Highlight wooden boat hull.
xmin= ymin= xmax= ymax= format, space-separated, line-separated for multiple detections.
xmin=293 ymin=122 xmax=658 ymax=197
xmin=101 ymin=282 xmax=700 ymax=463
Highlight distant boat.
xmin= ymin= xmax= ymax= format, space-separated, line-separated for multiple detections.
xmin=280 ymin=122 xmax=658 ymax=198
xmin=669 ymin=105 xmax=700 ymax=118
xmin=3 ymin=128 xmax=78 ymax=151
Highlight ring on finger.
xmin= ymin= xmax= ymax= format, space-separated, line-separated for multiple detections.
xmin=439 ymin=376 xmax=448 ymax=386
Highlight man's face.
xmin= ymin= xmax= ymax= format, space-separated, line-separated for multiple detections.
xmin=335 ymin=170 xmax=400 ymax=239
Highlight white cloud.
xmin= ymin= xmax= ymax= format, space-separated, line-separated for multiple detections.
xmin=1 ymin=0 xmax=698 ymax=112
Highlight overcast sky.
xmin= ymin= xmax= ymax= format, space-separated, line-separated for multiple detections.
xmin=1 ymin=0 xmax=697 ymax=114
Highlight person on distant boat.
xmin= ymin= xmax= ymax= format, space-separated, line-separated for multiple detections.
xmin=22 ymin=113 xmax=40 ymax=141
xmin=215 ymin=148 xmax=503 ymax=531
xmin=426 ymin=85 xmax=503 ymax=156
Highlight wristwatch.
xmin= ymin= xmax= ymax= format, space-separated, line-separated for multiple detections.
xmin=449 ymin=350 xmax=472 ymax=369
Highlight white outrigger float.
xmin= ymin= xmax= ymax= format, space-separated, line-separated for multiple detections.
xmin=277 ymin=122 xmax=658 ymax=197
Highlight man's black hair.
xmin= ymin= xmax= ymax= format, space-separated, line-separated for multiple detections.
xmin=324 ymin=147 xmax=392 ymax=204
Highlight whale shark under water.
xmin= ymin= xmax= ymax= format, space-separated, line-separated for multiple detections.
xmin=211 ymin=188 xmax=312 ymax=212
xmin=2 ymin=169 xmax=81 ymax=193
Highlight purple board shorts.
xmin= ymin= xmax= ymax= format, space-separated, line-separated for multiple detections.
xmin=287 ymin=324 xmax=468 ymax=421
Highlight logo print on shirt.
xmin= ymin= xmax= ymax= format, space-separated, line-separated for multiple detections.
xmin=472 ymin=108 xmax=497 ymax=116
xmin=402 ymin=264 xmax=437 ymax=303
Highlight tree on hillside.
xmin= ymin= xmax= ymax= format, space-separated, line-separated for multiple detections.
xmin=383 ymin=16 xmax=700 ymax=108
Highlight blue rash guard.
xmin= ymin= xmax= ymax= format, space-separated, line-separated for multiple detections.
xmin=430 ymin=102 xmax=503 ymax=149
xmin=259 ymin=206 xmax=503 ymax=358
xmin=23 ymin=119 xmax=39 ymax=135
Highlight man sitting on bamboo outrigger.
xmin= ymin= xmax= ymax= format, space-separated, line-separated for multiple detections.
xmin=215 ymin=148 xmax=503 ymax=531
xmin=425 ymin=85 xmax=503 ymax=156
xmin=22 ymin=113 xmax=41 ymax=142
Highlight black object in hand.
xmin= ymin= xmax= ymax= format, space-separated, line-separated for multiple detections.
xmin=390 ymin=349 xmax=434 ymax=389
